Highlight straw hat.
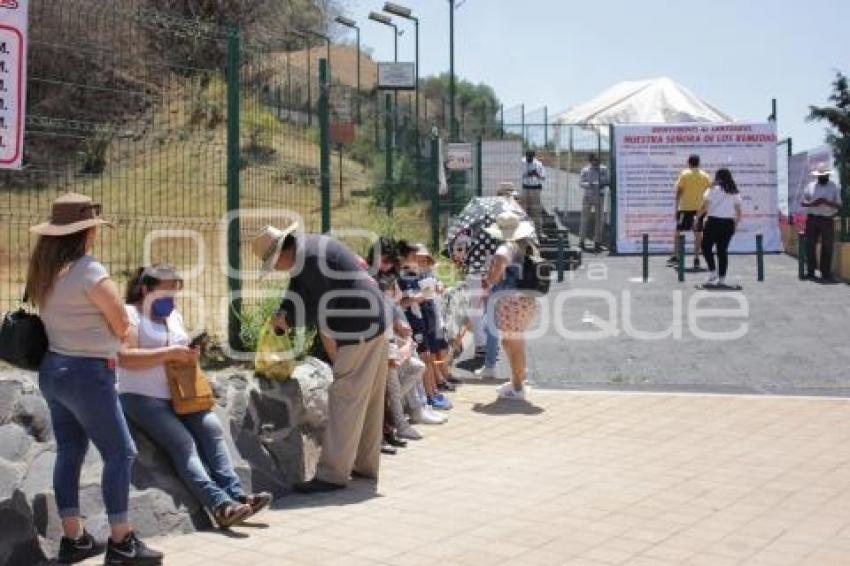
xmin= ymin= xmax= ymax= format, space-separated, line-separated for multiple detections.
xmin=496 ymin=182 xmax=518 ymax=197
xmin=30 ymin=192 xmax=111 ymax=236
xmin=484 ymin=211 xmax=535 ymax=242
xmin=414 ymin=243 xmax=435 ymax=264
xmin=251 ymin=223 xmax=298 ymax=273
xmin=810 ymin=162 xmax=834 ymax=177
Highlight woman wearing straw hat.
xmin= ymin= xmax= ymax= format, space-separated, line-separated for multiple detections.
xmin=26 ymin=193 xmax=163 ymax=564
xmin=481 ymin=212 xmax=541 ymax=400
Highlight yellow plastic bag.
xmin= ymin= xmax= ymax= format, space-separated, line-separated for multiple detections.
xmin=254 ymin=319 xmax=296 ymax=380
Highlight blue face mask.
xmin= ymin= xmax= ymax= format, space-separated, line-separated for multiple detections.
xmin=151 ymin=296 xmax=175 ymax=319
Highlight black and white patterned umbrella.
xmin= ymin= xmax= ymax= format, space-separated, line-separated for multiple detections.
xmin=445 ymin=197 xmax=536 ymax=273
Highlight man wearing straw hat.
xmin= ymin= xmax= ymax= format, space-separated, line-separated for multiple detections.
xmin=801 ymin=162 xmax=843 ymax=281
xmin=252 ymin=226 xmax=390 ymax=493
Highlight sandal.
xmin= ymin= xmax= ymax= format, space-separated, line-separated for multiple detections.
xmin=237 ymin=492 xmax=273 ymax=515
xmin=213 ymin=501 xmax=253 ymax=529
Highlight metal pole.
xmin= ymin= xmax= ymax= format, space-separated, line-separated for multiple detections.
xmin=642 ymin=233 xmax=649 ymax=282
xmin=756 ymin=234 xmax=764 ymax=282
xmin=476 ymin=136 xmax=483 ymax=196
xmin=339 ymin=145 xmax=344 ymax=204
xmin=225 ymin=25 xmax=242 ymax=350
xmin=608 ymin=124 xmax=618 ymax=253
xmin=798 ymin=231 xmax=806 ymax=279
xmin=544 ymin=106 xmax=548 ymax=148
xmin=449 ymin=0 xmax=457 ymax=141
xmin=414 ymin=18 xmax=420 ymax=147
xmin=557 ymin=231 xmax=565 ymax=282
xmin=521 ymin=104 xmax=525 ymax=145
xmin=431 ymin=136 xmax=441 ymax=251
xmin=356 ymin=27 xmax=361 ymax=124
xmin=678 ymin=234 xmax=686 ymax=282
xmin=500 ymin=104 xmax=504 ymax=139
xmin=385 ymin=93 xmax=394 ymax=215
xmin=306 ymin=41 xmax=312 ymax=126
xmin=319 ymin=59 xmax=331 ymax=233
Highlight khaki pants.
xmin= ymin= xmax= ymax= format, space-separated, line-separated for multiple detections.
xmin=580 ymin=191 xmax=605 ymax=244
xmin=316 ymin=334 xmax=389 ymax=485
xmin=522 ymin=188 xmax=543 ymax=235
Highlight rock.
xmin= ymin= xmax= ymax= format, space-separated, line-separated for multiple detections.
xmin=0 ymin=458 xmax=24 ymax=497
xmin=0 ymin=425 xmax=32 ymax=462
xmin=0 ymin=378 xmax=24 ymax=425
xmin=0 ymin=357 xmax=334 ymax=558
xmin=0 ymin=490 xmax=47 ymax=566
xmin=14 ymin=394 xmax=51 ymax=443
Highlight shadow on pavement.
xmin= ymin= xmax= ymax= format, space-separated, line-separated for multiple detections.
xmin=472 ymin=399 xmax=545 ymax=416
xmin=272 ymin=480 xmax=381 ymax=511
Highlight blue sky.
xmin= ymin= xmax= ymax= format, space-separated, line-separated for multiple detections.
xmin=341 ymin=0 xmax=849 ymax=151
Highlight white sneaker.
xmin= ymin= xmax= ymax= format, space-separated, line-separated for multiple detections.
xmin=474 ymin=366 xmax=497 ymax=379
xmin=412 ymin=406 xmax=447 ymax=425
xmin=497 ymin=382 xmax=527 ymax=400
xmin=706 ymin=272 xmax=719 ymax=285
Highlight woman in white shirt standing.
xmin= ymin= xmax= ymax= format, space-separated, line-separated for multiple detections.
xmin=118 ymin=265 xmax=271 ymax=529
xmin=698 ymin=168 xmax=743 ymax=286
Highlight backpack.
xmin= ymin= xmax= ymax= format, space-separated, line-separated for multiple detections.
xmin=0 ymin=293 xmax=48 ymax=371
xmin=516 ymin=246 xmax=554 ymax=295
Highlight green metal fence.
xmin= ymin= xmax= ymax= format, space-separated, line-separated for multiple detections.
xmin=0 ymin=2 xmax=442 ymax=345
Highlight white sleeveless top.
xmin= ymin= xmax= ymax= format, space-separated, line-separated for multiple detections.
xmin=117 ymin=305 xmax=189 ymax=399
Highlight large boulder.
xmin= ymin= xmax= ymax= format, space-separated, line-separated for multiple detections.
xmin=0 ymin=357 xmax=332 ymax=565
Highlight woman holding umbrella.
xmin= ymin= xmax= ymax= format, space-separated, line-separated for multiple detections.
xmin=480 ymin=212 xmax=541 ymax=400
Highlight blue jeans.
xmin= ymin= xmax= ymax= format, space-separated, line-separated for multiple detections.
xmin=483 ymin=295 xmax=500 ymax=369
xmin=120 ymin=394 xmax=244 ymax=511
xmin=39 ymin=352 xmax=137 ymax=526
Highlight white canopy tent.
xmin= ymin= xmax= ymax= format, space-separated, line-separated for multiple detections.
xmin=555 ymin=77 xmax=733 ymax=129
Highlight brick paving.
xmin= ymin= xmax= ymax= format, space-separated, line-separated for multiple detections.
xmin=84 ymin=385 xmax=850 ymax=565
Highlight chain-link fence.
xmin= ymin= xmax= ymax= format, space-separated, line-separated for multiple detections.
xmin=0 ymin=2 xmax=444 ymax=345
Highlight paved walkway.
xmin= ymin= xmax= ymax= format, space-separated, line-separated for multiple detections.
xmin=85 ymin=386 xmax=850 ymax=565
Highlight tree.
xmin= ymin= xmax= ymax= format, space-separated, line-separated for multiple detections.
xmin=808 ymin=71 xmax=850 ymax=189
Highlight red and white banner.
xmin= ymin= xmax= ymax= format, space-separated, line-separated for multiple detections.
xmin=614 ymin=123 xmax=782 ymax=253
xmin=0 ymin=0 xmax=27 ymax=169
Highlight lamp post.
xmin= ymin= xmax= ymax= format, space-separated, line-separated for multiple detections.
xmin=334 ymin=15 xmax=361 ymax=124
xmin=449 ymin=0 xmax=457 ymax=141
xmin=300 ymin=28 xmax=331 ymax=73
xmin=383 ymin=3 xmax=419 ymax=152
xmin=291 ymin=29 xmax=312 ymax=126
xmin=369 ymin=12 xmax=399 ymax=147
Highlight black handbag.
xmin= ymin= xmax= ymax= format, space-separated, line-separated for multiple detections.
xmin=0 ymin=293 xmax=48 ymax=371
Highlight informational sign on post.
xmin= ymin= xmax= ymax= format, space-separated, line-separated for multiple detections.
xmin=614 ymin=122 xmax=782 ymax=253
xmin=446 ymin=143 xmax=473 ymax=171
xmin=377 ymin=62 xmax=416 ymax=91
xmin=0 ymin=0 xmax=27 ymax=169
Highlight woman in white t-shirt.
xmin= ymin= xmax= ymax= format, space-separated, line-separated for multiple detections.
xmin=698 ymin=169 xmax=743 ymax=286
xmin=117 ymin=265 xmax=271 ymax=528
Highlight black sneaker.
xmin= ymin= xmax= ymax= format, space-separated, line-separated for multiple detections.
xmin=693 ymin=257 xmax=700 ymax=270
xmin=58 ymin=530 xmax=105 ymax=564
xmin=667 ymin=255 xmax=678 ymax=265
xmin=105 ymin=532 xmax=163 ymax=565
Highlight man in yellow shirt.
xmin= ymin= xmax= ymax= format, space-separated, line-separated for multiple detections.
xmin=668 ymin=154 xmax=712 ymax=269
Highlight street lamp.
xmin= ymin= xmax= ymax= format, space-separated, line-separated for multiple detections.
xmin=383 ymin=3 xmax=419 ymax=154
xmin=369 ymin=12 xmax=400 ymax=147
xmin=334 ymin=15 xmax=361 ymax=124
xmin=290 ymin=29 xmax=313 ymax=126
xmin=448 ymin=0 xmax=457 ymax=140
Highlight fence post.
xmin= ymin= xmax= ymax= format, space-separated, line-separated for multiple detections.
xmin=500 ymin=104 xmax=504 ymax=139
xmin=476 ymin=136 xmax=483 ymax=197
xmin=385 ymin=93 xmax=394 ymax=216
xmin=798 ymin=232 xmax=806 ymax=279
xmin=225 ymin=24 xmax=243 ymax=351
xmin=319 ymin=59 xmax=331 ymax=233
xmin=431 ymin=136 xmax=440 ymax=251
xmin=557 ymin=231 xmax=565 ymax=282
xmin=543 ymin=106 xmax=548 ymax=148
xmin=642 ymin=233 xmax=649 ymax=282
xmin=608 ymin=124 xmax=617 ymax=253
xmin=756 ymin=234 xmax=764 ymax=282
xmin=678 ymin=234 xmax=685 ymax=282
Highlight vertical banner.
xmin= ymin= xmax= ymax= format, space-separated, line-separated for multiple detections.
xmin=0 ymin=0 xmax=27 ymax=170
xmin=614 ymin=123 xmax=782 ymax=253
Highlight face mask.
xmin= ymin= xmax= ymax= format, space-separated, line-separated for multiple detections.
xmin=151 ymin=296 xmax=175 ymax=319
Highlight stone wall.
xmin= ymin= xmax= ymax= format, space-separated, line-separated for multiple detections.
xmin=0 ymin=358 xmax=332 ymax=566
